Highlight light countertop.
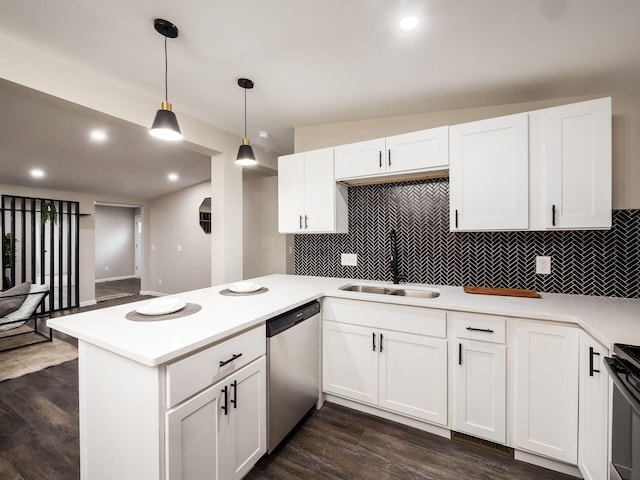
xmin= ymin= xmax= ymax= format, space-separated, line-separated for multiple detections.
xmin=48 ymin=274 xmax=640 ymax=366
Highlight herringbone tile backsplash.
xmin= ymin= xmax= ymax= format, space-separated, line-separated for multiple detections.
xmin=294 ymin=178 xmax=640 ymax=298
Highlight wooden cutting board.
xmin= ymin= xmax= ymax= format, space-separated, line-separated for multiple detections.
xmin=463 ymin=286 xmax=541 ymax=298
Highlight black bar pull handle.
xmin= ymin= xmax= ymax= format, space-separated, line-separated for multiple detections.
xmin=221 ymin=385 xmax=228 ymax=415
xmin=379 ymin=150 xmax=382 ymax=168
xmin=589 ymin=346 xmax=601 ymax=376
xmin=299 ymin=215 xmax=303 ymax=229
xmin=466 ymin=326 xmax=495 ymax=333
xmin=304 ymin=215 xmax=308 ymax=229
xmin=230 ymin=380 xmax=238 ymax=408
xmin=380 ymin=333 xmax=384 ymax=353
xmin=458 ymin=343 xmax=462 ymax=365
xmin=455 ymin=209 xmax=459 ymax=229
xmin=372 ymin=332 xmax=376 ymax=352
xmin=552 ymin=204 xmax=556 ymax=226
xmin=219 ymin=353 xmax=243 ymax=367
xmin=388 ymin=149 xmax=391 ymax=167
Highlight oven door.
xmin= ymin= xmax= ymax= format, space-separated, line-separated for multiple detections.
xmin=604 ymin=356 xmax=640 ymax=480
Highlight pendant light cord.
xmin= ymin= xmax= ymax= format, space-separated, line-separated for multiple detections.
xmin=244 ymin=87 xmax=247 ymax=138
xmin=164 ymin=36 xmax=169 ymax=102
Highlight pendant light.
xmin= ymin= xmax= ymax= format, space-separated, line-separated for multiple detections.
xmin=235 ymin=78 xmax=257 ymax=166
xmin=150 ymin=19 xmax=182 ymax=141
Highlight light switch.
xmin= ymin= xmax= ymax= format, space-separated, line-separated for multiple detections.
xmin=177 ymin=245 xmax=182 ymax=252
xmin=536 ymin=256 xmax=551 ymax=275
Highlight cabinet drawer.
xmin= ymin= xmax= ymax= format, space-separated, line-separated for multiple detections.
xmin=322 ymin=297 xmax=446 ymax=338
xmin=451 ymin=312 xmax=505 ymax=344
xmin=166 ymin=325 xmax=265 ymax=408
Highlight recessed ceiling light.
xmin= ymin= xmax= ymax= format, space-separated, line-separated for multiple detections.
xmin=258 ymin=131 xmax=270 ymax=138
xmin=168 ymin=173 xmax=179 ymax=181
xmin=30 ymin=168 xmax=45 ymax=178
xmin=399 ymin=16 xmax=419 ymax=31
xmin=90 ymin=129 xmax=107 ymax=142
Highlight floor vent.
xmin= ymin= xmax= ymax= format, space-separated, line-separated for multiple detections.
xmin=451 ymin=431 xmax=514 ymax=458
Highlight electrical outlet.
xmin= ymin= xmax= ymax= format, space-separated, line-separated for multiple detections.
xmin=288 ymin=246 xmax=293 ymax=255
xmin=536 ymin=256 xmax=551 ymax=275
xmin=158 ymin=277 xmax=162 ymax=285
xmin=177 ymin=245 xmax=182 ymax=252
xmin=151 ymin=244 xmax=156 ymax=251
xmin=341 ymin=253 xmax=358 ymax=266
xmin=104 ymin=266 xmax=109 ymax=272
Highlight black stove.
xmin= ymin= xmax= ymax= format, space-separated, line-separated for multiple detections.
xmin=607 ymin=344 xmax=640 ymax=480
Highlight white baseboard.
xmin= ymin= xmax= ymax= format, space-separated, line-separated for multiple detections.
xmin=323 ymin=393 xmax=450 ymax=439
xmin=95 ymin=275 xmax=137 ymax=283
xmin=514 ymin=450 xmax=582 ymax=477
xmin=139 ymin=290 xmax=165 ymax=297
xmin=80 ymin=300 xmax=97 ymax=307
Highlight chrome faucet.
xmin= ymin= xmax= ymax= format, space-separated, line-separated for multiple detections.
xmin=389 ymin=229 xmax=407 ymax=284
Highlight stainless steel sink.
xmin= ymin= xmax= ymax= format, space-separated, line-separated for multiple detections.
xmin=339 ymin=284 xmax=391 ymax=294
xmin=387 ymin=288 xmax=440 ymax=299
xmin=339 ymin=284 xmax=440 ymax=299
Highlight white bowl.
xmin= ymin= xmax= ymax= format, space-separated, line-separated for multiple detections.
xmin=228 ymin=281 xmax=261 ymax=293
xmin=136 ymin=297 xmax=186 ymax=316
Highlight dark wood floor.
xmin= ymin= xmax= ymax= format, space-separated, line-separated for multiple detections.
xmin=246 ymin=403 xmax=576 ymax=480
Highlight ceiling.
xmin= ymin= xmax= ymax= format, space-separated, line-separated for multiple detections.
xmin=1 ymin=0 xmax=640 ymax=197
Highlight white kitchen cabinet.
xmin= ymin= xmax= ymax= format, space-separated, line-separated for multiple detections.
xmin=278 ymin=147 xmax=348 ymax=233
xmin=529 ymin=97 xmax=612 ymax=230
xmin=322 ymin=298 xmax=448 ymax=425
xmin=166 ymin=357 xmax=266 ymax=480
xmin=322 ymin=321 xmax=379 ymax=405
xmin=451 ymin=312 xmax=507 ymax=444
xmin=577 ymin=332 xmax=608 ymax=480
xmin=512 ymin=320 xmax=579 ymax=464
xmin=449 ymin=113 xmax=529 ymax=231
xmin=378 ymin=329 xmax=448 ymax=425
xmin=334 ymin=127 xmax=448 ymax=182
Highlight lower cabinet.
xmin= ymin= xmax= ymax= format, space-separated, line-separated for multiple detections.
xmin=578 ymin=332 xmax=608 ymax=480
xmin=323 ymin=319 xmax=447 ymax=425
xmin=451 ymin=312 xmax=507 ymax=444
xmin=452 ymin=339 xmax=506 ymax=443
xmin=165 ymin=357 xmax=266 ymax=480
xmin=512 ymin=320 xmax=579 ymax=464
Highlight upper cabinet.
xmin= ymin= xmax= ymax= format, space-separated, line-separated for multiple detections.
xmin=450 ymin=97 xmax=612 ymax=232
xmin=334 ymin=126 xmax=449 ymax=183
xmin=278 ymin=147 xmax=348 ymax=234
xmin=449 ymin=113 xmax=529 ymax=231
xmin=529 ymin=97 xmax=612 ymax=230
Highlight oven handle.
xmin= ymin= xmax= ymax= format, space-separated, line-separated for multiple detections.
xmin=604 ymin=356 xmax=640 ymax=417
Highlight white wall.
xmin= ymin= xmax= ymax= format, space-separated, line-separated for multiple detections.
xmin=295 ymin=89 xmax=640 ymax=210
xmin=95 ymin=205 xmax=135 ymax=281
xmin=146 ymin=181 xmax=211 ymax=295
xmin=242 ymin=173 xmax=288 ymax=279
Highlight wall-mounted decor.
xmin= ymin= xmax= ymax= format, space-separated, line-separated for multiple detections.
xmin=199 ymin=197 xmax=211 ymax=234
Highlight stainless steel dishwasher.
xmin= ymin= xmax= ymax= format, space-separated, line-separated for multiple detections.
xmin=266 ymin=300 xmax=320 ymax=453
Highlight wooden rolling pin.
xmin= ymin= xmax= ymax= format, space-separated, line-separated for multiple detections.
xmin=463 ymin=286 xmax=541 ymax=298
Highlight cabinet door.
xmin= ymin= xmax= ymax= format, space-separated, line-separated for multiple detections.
xmin=513 ymin=320 xmax=579 ymax=464
xmin=334 ymin=138 xmax=386 ymax=180
xmin=452 ymin=339 xmax=506 ymax=443
xmin=530 ymin=97 xmax=611 ymax=230
xmin=278 ymin=153 xmax=306 ymax=233
xmin=578 ymin=334 xmax=608 ymax=480
xmin=322 ymin=321 xmax=378 ymax=405
xmin=227 ymin=357 xmax=266 ymax=480
xmin=449 ymin=113 xmax=528 ymax=231
xmin=386 ymin=126 xmax=449 ymax=174
xmin=378 ymin=330 xmax=448 ymax=425
xmin=303 ymin=148 xmax=337 ymax=232
xmin=166 ymin=379 xmax=227 ymax=480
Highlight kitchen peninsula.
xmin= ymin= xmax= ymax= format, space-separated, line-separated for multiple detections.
xmin=49 ymin=274 xmax=640 ymax=480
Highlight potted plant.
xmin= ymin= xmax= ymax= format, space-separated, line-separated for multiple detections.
xmin=3 ymin=233 xmax=14 ymax=289
xmin=41 ymin=201 xmax=58 ymax=224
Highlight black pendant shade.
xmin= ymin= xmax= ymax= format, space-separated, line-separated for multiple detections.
xmin=149 ymin=19 xmax=182 ymax=141
xmin=236 ymin=78 xmax=257 ymax=166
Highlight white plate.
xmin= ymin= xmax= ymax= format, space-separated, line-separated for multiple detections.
xmin=228 ymin=282 xmax=261 ymax=293
xmin=136 ymin=297 xmax=186 ymax=316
